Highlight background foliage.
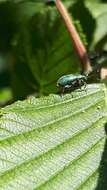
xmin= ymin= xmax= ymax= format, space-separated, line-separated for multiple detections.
xmin=0 ymin=0 xmax=107 ymax=104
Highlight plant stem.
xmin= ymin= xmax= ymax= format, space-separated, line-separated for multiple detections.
xmin=55 ymin=0 xmax=92 ymax=75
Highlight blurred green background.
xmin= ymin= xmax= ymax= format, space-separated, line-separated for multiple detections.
xmin=0 ymin=0 xmax=107 ymax=106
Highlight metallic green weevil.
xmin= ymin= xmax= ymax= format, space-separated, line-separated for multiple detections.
xmin=57 ymin=74 xmax=87 ymax=93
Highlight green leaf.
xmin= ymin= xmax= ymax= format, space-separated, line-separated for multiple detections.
xmin=0 ymin=83 xmax=107 ymax=189
xmin=10 ymin=1 xmax=85 ymax=98
xmin=85 ymin=1 xmax=107 ymax=49
xmin=0 ymin=1 xmax=88 ymax=99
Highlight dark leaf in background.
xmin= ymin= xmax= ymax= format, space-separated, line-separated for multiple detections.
xmin=12 ymin=3 xmax=80 ymax=97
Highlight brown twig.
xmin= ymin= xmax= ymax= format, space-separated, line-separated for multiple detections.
xmin=55 ymin=0 xmax=92 ymax=75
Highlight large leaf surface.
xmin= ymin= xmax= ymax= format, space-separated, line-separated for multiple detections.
xmin=0 ymin=83 xmax=107 ymax=189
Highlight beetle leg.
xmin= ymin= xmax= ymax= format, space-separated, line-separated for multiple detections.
xmin=81 ymin=79 xmax=87 ymax=93
xmin=60 ymin=87 xmax=65 ymax=96
xmin=84 ymin=81 xmax=87 ymax=88
xmin=84 ymin=81 xmax=87 ymax=93
xmin=75 ymin=79 xmax=81 ymax=89
xmin=62 ymin=87 xmax=65 ymax=94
